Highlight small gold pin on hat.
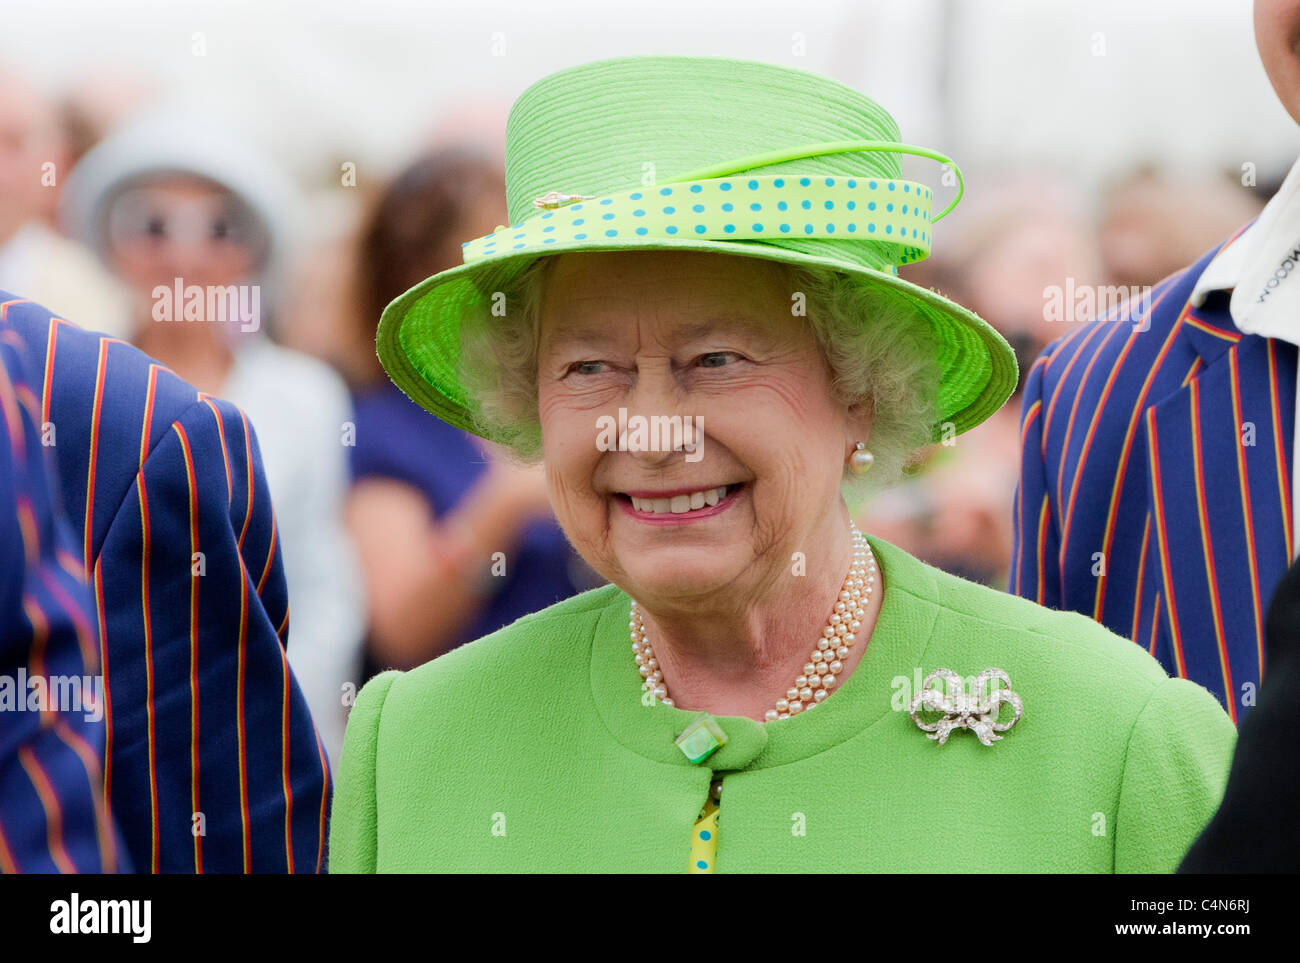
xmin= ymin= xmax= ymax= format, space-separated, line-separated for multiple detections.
xmin=532 ymin=190 xmax=596 ymax=210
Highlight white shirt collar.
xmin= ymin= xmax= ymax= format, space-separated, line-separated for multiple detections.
xmin=1189 ymin=154 xmax=1300 ymax=345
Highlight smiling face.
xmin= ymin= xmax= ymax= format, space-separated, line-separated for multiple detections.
xmin=536 ymin=249 xmax=870 ymax=610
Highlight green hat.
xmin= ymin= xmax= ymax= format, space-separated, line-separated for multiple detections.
xmin=377 ymin=55 xmax=1017 ymax=443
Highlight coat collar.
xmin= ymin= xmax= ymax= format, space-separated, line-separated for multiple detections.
xmin=1172 ymin=236 xmax=1249 ymax=367
xmin=587 ymin=534 xmax=940 ymax=772
xmin=1183 ymin=293 xmax=1242 ymax=368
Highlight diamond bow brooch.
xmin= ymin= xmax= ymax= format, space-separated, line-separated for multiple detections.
xmin=908 ymin=668 xmax=1024 ymax=747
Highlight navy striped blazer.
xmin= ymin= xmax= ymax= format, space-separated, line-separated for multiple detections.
xmin=0 ymin=335 xmax=123 ymax=872
xmin=1011 ymin=233 xmax=1294 ymax=724
xmin=0 ymin=293 xmax=330 ymax=872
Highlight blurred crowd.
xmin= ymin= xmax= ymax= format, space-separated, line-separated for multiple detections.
xmin=876 ymin=164 xmax=1270 ymax=586
xmin=0 ymin=63 xmax=1275 ymax=765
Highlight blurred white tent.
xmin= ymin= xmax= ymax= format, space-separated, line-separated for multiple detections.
xmin=2 ymin=0 xmax=1291 ymax=191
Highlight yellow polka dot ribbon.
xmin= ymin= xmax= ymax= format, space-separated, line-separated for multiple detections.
xmin=462 ymin=174 xmax=935 ymax=266
xmin=689 ymin=780 xmax=722 ymax=874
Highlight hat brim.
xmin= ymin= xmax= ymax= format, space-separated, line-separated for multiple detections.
xmin=377 ymin=236 xmax=1018 ymax=445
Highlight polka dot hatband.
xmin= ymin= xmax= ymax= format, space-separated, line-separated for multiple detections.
xmin=464 ymin=175 xmax=935 ymax=265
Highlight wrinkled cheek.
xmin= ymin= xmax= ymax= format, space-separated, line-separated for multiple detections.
xmin=536 ymin=389 xmax=566 ymax=426
xmin=749 ymin=453 xmax=820 ymax=548
xmin=542 ymin=444 xmax=609 ymax=549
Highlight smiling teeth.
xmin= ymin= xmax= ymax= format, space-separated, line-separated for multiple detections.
xmin=630 ymin=486 xmax=729 ymax=514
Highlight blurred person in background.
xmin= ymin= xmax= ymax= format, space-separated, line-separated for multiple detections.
xmin=56 ymin=67 xmax=156 ymax=174
xmin=873 ymin=177 xmax=1106 ymax=587
xmin=59 ymin=108 xmax=364 ymax=764
xmin=943 ymin=176 xmax=1107 ymax=382
xmin=346 ymin=147 xmax=600 ymax=680
xmin=0 ymin=68 xmax=131 ymax=338
xmin=1013 ymin=0 xmax=1300 ymax=727
xmin=1100 ymin=166 xmax=1265 ymax=290
xmin=271 ymin=96 xmax=510 ymax=373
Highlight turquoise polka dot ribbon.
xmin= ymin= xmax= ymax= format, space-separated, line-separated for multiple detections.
xmin=463 ymin=174 xmax=936 ymax=265
xmin=459 ymin=139 xmax=964 ymax=270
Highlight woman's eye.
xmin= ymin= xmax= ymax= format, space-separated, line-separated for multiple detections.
xmin=569 ymin=360 xmax=608 ymax=376
xmin=697 ymin=351 xmax=741 ymax=368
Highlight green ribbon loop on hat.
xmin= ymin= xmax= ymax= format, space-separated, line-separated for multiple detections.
xmin=463 ymin=174 xmax=935 ymax=266
xmin=663 ymin=139 xmax=965 ymax=219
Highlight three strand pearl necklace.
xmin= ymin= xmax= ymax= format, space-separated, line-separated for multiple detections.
xmin=629 ymin=524 xmax=877 ymax=721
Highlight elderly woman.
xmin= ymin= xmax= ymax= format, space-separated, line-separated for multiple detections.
xmin=330 ymin=55 xmax=1234 ymax=873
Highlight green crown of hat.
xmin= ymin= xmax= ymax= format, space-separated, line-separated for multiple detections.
xmin=377 ymin=55 xmax=1017 ymax=443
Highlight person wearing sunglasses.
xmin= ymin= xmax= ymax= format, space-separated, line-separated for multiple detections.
xmin=40 ymin=108 xmax=364 ymax=871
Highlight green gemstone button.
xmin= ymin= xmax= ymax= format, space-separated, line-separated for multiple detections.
xmin=675 ymin=713 xmax=728 ymax=764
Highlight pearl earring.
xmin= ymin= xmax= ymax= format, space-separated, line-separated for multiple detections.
xmin=849 ymin=441 xmax=874 ymax=475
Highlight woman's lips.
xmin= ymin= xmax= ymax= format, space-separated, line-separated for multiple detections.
xmin=615 ymin=484 xmax=743 ymax=525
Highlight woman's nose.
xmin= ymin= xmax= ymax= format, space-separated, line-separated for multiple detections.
xmin=625 ymin=359 xmax=685 ymax=421
xmin=620 ymin=362 xmax=701 ymax=464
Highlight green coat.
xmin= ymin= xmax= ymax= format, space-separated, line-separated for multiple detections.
xmin=329 ymin=536 xmax=1234 ymax=873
